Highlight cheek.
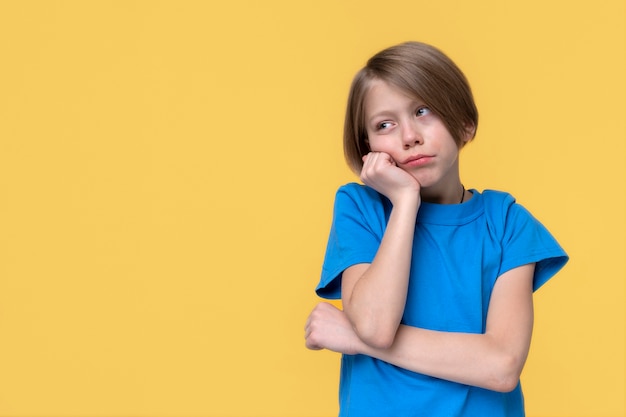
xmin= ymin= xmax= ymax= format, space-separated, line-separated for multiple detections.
xmin=430 ymin=127 xmax=460 ymax=152
xmin=367 ymin=137 xmax=393 ymax=153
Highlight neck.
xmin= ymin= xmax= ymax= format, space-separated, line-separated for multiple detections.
xmin=421 ymin=182 xmax=466 ymax=205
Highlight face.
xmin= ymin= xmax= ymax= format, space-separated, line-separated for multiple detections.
xmin=363 ymin=79 xmax=469 ymax=196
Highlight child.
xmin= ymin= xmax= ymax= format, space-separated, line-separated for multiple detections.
xmin=305 ymin=41 xmax=568 ymax=416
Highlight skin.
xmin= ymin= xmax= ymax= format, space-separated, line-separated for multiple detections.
xmin=362 ymin=79 xmax=469 ymax=204
xmin=305 ymin=80 xmax=536 ymax=393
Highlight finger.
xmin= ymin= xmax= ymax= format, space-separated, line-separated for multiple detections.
xmin=362 ymin=152 xmax=374 ymax=168
xmin=305 ymin=341 xmax=323 ymax=351
xmin=378 ymin=152 xmax=396 ymax=166
xmin=361 ymin=153 xmax=378 ymax=178
xmin=364 ymin=152 xmax=395 ymax=170
xmin=304 ymin=327 xmax=323 ymax=350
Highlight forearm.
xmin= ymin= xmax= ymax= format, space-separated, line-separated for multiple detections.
xmin=344 ymin=198 xmax=418 ymax=348
xmin=359 ymin=325 xmax=527 ymax=392
xmin=307 ymin=308 xmax=527 ymax=392
xmin=309 ymin=265 xmax=535 ymax=393
xmin=357 ymin=264 xmax=535 ymax=392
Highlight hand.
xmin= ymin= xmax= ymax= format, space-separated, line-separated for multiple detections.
xmin=305 ymin=302 xmax=363 ymax=355
xmin=361 ymin=152 xmax=420 ymax=205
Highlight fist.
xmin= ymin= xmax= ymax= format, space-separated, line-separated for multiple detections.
xmin=304 ymin=302 xmax=362 ymax=355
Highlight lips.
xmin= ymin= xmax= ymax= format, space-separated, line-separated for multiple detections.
xmin=402 ymin=154 xmax=426 ymax=164
xmin=401 ymin=154 xmax=433 ymax=166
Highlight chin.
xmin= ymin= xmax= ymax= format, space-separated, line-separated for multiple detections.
xmin=410 ymin=174 xmax=436 ymax=188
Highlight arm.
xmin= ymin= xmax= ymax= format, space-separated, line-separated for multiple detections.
xmin=342 ymin=152 xmax=420 ymax=349
xmin=306 ymin=263 xmax=535 ymax=392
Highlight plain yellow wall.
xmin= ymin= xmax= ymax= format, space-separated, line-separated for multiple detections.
xmin=0 ymin=1 xmax=624 ymax=416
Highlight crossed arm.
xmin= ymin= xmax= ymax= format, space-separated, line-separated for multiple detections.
xmin=305 ymin=151 xmax=536 ymax=393
xmin=305 ymin=262 xmax=535 ymax=393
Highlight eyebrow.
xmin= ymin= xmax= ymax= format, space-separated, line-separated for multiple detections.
xmin=366 ymin=100 xmax=428 ymax=124
xmin=367 ymin=110 xmax=394 ymax=122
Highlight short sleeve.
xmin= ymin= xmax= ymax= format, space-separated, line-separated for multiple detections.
xmin=315 ymin=184 xmax=388 ymax=299
xmin=499 ymin=200 xmax=569 ymax=291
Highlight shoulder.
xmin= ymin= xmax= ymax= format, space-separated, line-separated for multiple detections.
xmin=334 ymin=183 xmax=388 ymax=214
xmin=479 ymin=190 xmax=569 ymax=289
xmin=331 ymin=183 xmax=390 ymax=236
xmin=336 ymin=182 xmax=382 ymax=202
xmin=477 ymin=189 xmax=540 ymax=241
xmin=480 ymin=189 xmax=516 ymax=209
xmin=480 ymin=189 xmax=524 ymax=224
xmin=481 ymin=189 xmax=541 ymax=227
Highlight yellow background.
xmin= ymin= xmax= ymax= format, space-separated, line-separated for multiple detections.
xmin=0 ymin=1 xmax=624 ymax=416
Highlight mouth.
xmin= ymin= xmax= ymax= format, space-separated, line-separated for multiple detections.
xmin=401 ymin=154 xmax=433 ymax=167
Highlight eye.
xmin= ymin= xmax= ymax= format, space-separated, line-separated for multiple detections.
xmin=416 ymin=106 xmax=431 ymax=117
xmin=376 ymin=121 xmax=393 ymax=131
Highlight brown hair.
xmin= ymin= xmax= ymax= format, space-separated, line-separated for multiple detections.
xmin=343 ymin=41 xmax=479 ymax=175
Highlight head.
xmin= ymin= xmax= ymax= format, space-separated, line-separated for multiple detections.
xmin=344 ymin=41 xmax=479 ymax=175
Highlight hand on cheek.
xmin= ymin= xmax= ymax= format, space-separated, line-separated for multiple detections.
xmin=360 ymin=152 xmax=421 ymax=205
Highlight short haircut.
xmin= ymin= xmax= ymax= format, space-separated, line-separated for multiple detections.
xmin=343 ymin=41 xmax=479 ymax=175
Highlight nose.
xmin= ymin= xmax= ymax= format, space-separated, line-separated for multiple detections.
xmin=402 ymin=122 xmax=423 ymax=148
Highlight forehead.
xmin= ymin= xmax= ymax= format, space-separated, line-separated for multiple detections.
xmin=364 ymin=79 xmax=423 ymax=117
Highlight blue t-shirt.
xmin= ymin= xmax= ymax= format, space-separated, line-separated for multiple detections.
xmin=316 ymin=183 xmax=568 ymax=417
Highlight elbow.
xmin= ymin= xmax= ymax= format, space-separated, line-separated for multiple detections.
xmin=353 ymin=322 xmax=397 ymax=350
xmin=344 ymin=306 xmax=400 ymax=350
xmin=488 ymin=354 xmax=525 ymax=393
xmin=491 ymin=375 xmax=520 ymax=393
xmin=361 ymin=332 xmax=395 ymax=350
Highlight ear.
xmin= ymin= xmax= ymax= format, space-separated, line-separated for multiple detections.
xmin=463 ymin=124 xmax=476 ymax=142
